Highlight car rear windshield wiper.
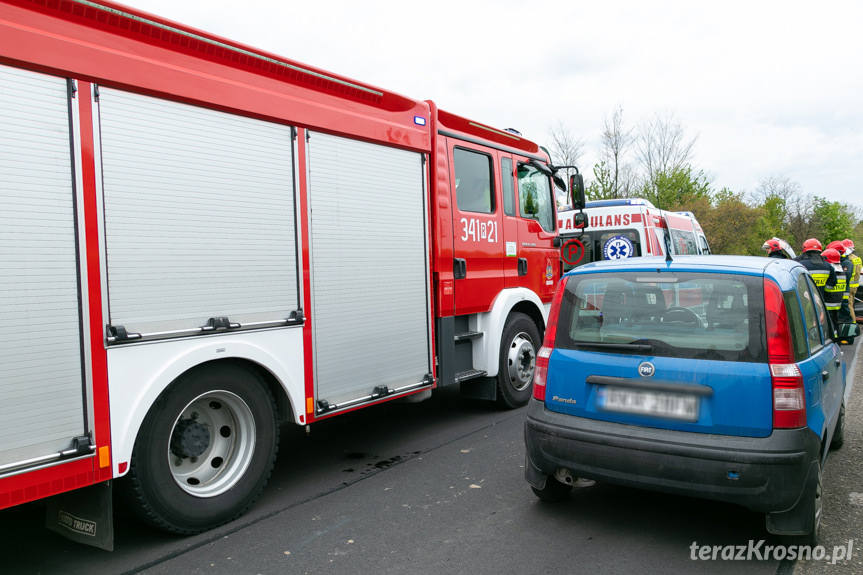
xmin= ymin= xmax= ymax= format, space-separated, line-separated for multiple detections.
xmin=572 ymin=341 xmax=653 ymax=353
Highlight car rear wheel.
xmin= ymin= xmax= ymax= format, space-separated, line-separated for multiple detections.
xmin=778 ymin=464 xmax=822 ymax=547
xmin=531 ymin=477 xmax=573 ymax=502
xmin=831 ymin=402 xmax=845 ymax=450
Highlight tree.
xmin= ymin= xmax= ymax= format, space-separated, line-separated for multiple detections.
xmin=597 ymin=104 xmax=636 ymax=198
xmin=699 ymin=188 xmax=763 ymax=255
xmin=812 ymin=197 xmax=857 ymax=245
xmin=749 ymin=175 xmax=809 ymax=247
xmin=636 ymin=111 xmax=697 ymax=194
xmin=586 ymin=161 xmax=614 ymax=200
xmin=638 ymin=166 xmax=712 ymax=211
xmin=546 ymin=120 xmax=585 ymax=207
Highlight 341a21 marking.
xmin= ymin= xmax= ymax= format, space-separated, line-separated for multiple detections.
xmin=460 ymin=218 xmax=498 ymax=243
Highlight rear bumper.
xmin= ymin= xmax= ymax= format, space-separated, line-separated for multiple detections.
xmin=524 ymin=398 xmax=821 ymax=513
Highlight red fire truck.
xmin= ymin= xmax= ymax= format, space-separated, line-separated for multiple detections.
xmin=558 ymin=198 xmax=710 ymax=271
xmin=0 ymin=0 xmax=583 ymax=548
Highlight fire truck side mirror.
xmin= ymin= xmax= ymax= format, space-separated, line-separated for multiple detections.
xmin=570 ymin=173 xmax=586 ymax=210
xmin=573 ymin=211 xmax=587 ymax=228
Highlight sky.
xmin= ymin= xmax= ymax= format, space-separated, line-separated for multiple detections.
xmin=117 ymin=0 xmax=862 ymax=209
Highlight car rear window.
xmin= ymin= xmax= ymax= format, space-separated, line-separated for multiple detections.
xmin=556 ymin=271 xmax=766 ymax=362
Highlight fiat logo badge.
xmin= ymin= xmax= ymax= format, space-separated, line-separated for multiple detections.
xmin=638 ymin=362 xmax=655 ymax=377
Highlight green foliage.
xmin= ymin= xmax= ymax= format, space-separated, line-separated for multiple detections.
xmin=586 ymin=162 xmax=615 ymax=200
xmin=697 ymin=188 xmax=765 ymax=256
xmin=757 ymin=195 xmax=788 ymax=240
xmin=813 ymin=197 xmax=856 ymax=245
xmin=639 ymin=166 xmax=712 ymax=211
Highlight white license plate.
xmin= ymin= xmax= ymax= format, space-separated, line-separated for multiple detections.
xmin=597 ymin=386 xmax=698 ymax=421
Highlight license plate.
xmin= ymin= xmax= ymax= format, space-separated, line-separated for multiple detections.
xmin=597 ymin=386 xmax=698 ymax=421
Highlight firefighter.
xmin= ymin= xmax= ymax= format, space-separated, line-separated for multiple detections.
xmin=843 ymin=239 xmax=861 ymax=323
xmin=761 ymin=237 xmax=795 ymax=259
xmin=826 ymin=241 xmax=854 ymax=326
xmin=822 ymin=248 xmax=848 ymax=330
xmin=794 ymin=238 xmax=836 ymax=301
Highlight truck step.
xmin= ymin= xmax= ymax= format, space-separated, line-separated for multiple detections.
xmin=454 ymin=330 xmax=483 ymax=342
xmin=454 ymin=369 xmax=487 ymax=383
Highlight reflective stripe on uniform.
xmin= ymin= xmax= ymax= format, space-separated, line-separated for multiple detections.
xmin=824 ymin=270 xmax=846 ymax=311
xmin=851 ymin=254 xmax=862 ymax=288
xmin=809 ymin=271 xmax=830 ymax=286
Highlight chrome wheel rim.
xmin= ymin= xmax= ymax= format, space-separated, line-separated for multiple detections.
xmin=507 ymin=332 xmax=536 ymax=392
xmin=167 ymin=390 xmax=256 ymax=497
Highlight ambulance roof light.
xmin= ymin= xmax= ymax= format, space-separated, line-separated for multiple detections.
xmin=585 ymin=198 xmax=656 ymax=209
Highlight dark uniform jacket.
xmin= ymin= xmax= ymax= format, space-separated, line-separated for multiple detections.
xmin=794 ymin=250 xmax=837 ymax=300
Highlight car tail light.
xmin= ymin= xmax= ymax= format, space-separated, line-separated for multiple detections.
xmin=533 ymin=346 xmax=551 ymax=401
xmin=764 ymin=279 xmax=806 ymax=428
xmin=533 ymin=277 xmax=568 ymax=401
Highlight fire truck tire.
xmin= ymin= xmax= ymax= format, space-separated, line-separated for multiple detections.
xmin=121 ymin=362 xmax=279 ymax=534
xmin=495 ymin=312 xmax=540 ymax=409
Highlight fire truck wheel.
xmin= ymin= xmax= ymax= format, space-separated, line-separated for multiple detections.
xmin=496 ymin=312 xmax=540 ymax=408
xmin=122 ymin=362 xmax=279 ymax=534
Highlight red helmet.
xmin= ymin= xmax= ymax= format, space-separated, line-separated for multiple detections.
xmin=826 ymin=240 xmax=846 ymax=255
xmin=802 ymin=238 xmax=822 ymax=252
xmin=842 ymin=239 xmax=855 ymax=252
xmin=822 ymin=248 xmax=841 ymax=264
xmin=761 ymin=238 xmax=792 ymax=258
xmin=762 ymin=239 xmax=781 ymax=253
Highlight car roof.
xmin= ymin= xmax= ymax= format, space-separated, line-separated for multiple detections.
xmin=565 ymin=255 xmax=804 ymax=291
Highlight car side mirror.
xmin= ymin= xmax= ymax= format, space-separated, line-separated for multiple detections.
xmin=837 ymin=323 xmax=860 ymax=343
xmin=572 ymin=212 xmax=587 ymax=229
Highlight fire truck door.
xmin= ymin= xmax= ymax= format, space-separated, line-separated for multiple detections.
xmin=0 ymin=65 xmax=89 ymax=475
xmin=513 ymin=159 xmax=559 ymax=302
xmin=306 ymin=131 xmax=432 ymax=409
xmin=449 ymin=144 xmax=505 ymax=314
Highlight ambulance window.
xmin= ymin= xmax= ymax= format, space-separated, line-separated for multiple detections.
xmin=501 ymin=157 xmax=515 ymax=216
xmin=698 ymin=234 xmax=711 ymax=254
xmin=517 ymin=163 xmax=555 ymax=232
xmin=670 ymin=228 xmax=698 ymax=255
xmin=454 ymin=148 xmax=494 ymax=214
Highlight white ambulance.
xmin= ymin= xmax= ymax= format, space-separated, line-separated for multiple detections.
xmin=557 ymin=199 xmax=710 ymax=272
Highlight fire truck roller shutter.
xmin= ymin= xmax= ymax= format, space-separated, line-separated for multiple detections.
xmin=0 ymin=65 xmax=88 ymax=472
xmin=307 ymin=131 xmax=431 ymax=408
xmin=97 ymin=88 xmax=300 ymax=337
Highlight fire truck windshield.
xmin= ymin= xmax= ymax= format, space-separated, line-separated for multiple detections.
xmin=517 ymin=164 xmax=555 ymax=232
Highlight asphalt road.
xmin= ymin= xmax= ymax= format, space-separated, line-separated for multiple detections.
xmin=795 ymin=338 xmax=863 ymax=574
xmin=1 ymin=340 xmax=860 ymax=575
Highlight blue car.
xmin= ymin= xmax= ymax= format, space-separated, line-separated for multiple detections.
xmin=524 ymin=255 xmax=860 ymax=544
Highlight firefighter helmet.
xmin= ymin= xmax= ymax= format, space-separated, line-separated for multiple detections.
xmin=822 ymin=248 xmax=841 ymax=264
xmin=761 ymin=238 xmax=793 ymax=259
xmin=826 ymin=240 xmax=846 ymax=255
xmin=842 ymin=239 xmax=855 ymax=252
xmin=802 ymin=238 xmax=822 ymax=252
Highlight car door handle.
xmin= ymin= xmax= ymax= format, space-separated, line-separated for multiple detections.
xmin=518 ymin=258 xmax=528 ymax=276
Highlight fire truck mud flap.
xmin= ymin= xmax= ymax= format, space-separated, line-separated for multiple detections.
xmin=46 ymin=482 xmax=114 ymax=551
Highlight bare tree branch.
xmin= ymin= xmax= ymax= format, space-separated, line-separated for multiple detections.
xmin=636 ymin=111 xmax=697 ymax=187
xmin=598 ymin=104 xmax=636 ymax=198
